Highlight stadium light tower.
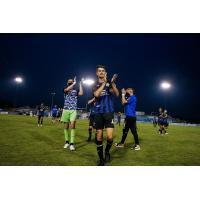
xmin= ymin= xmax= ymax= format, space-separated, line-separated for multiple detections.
xmin=160 ymin=81 xmax=171 ymax=109
xmin=83 ymin=78 xmax=95 ymax=111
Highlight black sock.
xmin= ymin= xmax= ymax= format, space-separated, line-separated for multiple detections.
xmin=88 ymin=128 xmax=92 ymax=137
xmin=94 ymin=132 xmax=97 ymax=143
xmin=105 ymin=139 xmax=113 ymax=154
xmin=65 ymin=141 xmax=69 ymax=144
xmin=96 ymin=140 xmax=103 ymax=160
xmin=121 ymin=129 xmax=128 ymax=144
xmin=70 ymin=143 xmax=74 ymax=145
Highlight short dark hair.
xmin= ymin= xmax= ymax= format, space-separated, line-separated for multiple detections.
xmin=96 ymin=64 xmax=107 ymax=71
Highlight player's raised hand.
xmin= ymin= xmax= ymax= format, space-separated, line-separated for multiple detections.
xmin=103 ymin=72 xmax=107 ymax=83
xmin=73 ymin=76 xmax=77 ymax=85
xmin=121 ymin=88 xmax=126 ymax=95
xmin=80 ymin=78 xmax=84 ymax=84
xmin=111 ymin=74 xmax=118 ymax=83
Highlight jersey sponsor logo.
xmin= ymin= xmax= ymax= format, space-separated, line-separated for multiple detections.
xmin=100 ymin=90 xmax=110 ymax=96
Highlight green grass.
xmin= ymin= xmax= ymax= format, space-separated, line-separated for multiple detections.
xmin=0 ymin=115 xmax=200 ymax=166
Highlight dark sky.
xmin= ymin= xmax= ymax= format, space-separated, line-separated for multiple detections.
xmin=0 ymin=34 xmax=199 ymax=122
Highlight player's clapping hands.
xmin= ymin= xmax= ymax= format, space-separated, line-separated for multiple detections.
xmin=121 ymin=88 xmax=126 ymax=95
xmin=73 ymin=76 xmax=77 ymax=85
xmin=111 ymin=74 xmax=118 ymax=83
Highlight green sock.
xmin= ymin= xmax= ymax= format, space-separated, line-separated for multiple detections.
xmin=70 ymin=129 xmax=76 ymax=144
xmin=64 ymin=128 xmax=69 ymax=142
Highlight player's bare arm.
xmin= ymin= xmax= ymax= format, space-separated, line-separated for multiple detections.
xmin=94 ymin=82 xmax=106 ymax=97
xmin=88 ymin=97 xmax=95 ymax=104
xmin=64 ymin=76 xmax=76 ymax=93
xmin=78 ymin=78 xmax=84 ymax=96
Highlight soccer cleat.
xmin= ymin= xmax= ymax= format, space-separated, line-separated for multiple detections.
xmin=105 ymin=152 xmax=111 ymax=162
xmin=114 ymin=143 xmax=124 ymax=148
xmin=40 ymin=124 xmax=43 ymax=127
xmin=134 ymin=145 xmax=141 ymax=151
xmin=64 ymin=143 xmax=70 ymax=149
xmin=98 ymin=159 xmax=105 ymax=166
xmin=38 ymin=124 xmax=40 ymax=127
xmin=131 ymin=145 xmax=141 ymax=150
xmin=69 ymin=144 xmax=75 ymax=151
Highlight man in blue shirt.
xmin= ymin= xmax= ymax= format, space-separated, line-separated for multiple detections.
xmin=115 ymin=88 xmax=140 ymax=150
xmin=52 ymin=105 xmax=58 ymax=123
xmin=93 ymin=65 xmax=119 ymax=166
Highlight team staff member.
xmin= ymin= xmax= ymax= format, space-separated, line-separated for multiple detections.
xmin=93 ymin=65 xmax=119 ymax=166
xmin=115 ymin=88 xmax=140 ymax=150
xmin=61 ymin=77 xmax=83 ymax=151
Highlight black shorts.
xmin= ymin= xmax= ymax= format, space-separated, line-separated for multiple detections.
xmin=124 ymin=116 xmax=137 ymax=130
xmin=163 ymin=122 xmax=169 ymax=127
xmin=94 ymin=113 xmax=114 ymax=129
xmin=89 ymin=115 xmax=95 ymax=127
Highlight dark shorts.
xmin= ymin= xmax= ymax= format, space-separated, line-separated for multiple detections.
xmin=89 ymin=115 xmax=95 ymax=127
xmin=159 ymin=120 xmax=168 ymax=126
xmin=94 ymin=112 xmax=114 ymax=129
xmin=163 ymin=121 xmax=169 ymax=127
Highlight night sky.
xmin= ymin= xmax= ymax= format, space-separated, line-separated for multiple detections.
xmin=0 ymin=34 xmax=199 ymax=122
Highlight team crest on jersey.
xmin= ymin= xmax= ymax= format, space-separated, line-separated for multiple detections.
xmin=106 ymin=83 xmax=110 ymax=87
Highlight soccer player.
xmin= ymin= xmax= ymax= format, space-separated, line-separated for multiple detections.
xmin=152 ymin=114 xmax=158 ymax=127
xmin=116 ymin=112 xmax=122 ymax=126
xmin=51 ymin=105 xmax=58 ymax=123
xmin=158 ymin=107 xmax=164 ymax=134
xmin=87 ymin=97 xmax=96 ymax=142
xmin=61 ymin=77 xmax=83 ymax=151
xmin=57 ymin=108 xmax=62 ymax=122
xmin=162 ymin=109 xmax=169 ymax=134
xmin=37 ymin=103 xmax=45 ymax=127
xmin=115 ymin=88 xmax=140 ymax=150
xmin=93 ymin=65 xmax=119 ymax=166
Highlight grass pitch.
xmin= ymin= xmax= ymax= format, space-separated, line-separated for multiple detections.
xmin=0 ymin=115 xmax=200 ymax=166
